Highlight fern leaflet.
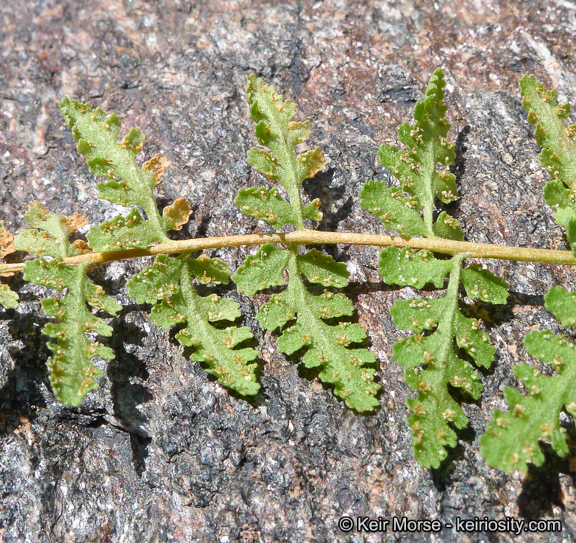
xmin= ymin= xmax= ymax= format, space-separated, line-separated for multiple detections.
xmin=520 ymin=75 xmax=576 ymax=253
xmin=480 ymin=286 xmax=576 ymax=472
xmin=234 ymin=75 xmax=380 ymax=411
xmin=480 ymin=77 xmax=576 ymax=472
xmin=14 ymin=202 xmax=120 ymax=406
xmin=361 ymin=68 xmax=509 ymax=466
xmin=128 ymin=255 xmax=259 ymax=395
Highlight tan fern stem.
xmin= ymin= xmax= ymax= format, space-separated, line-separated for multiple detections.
xmin=1 ymin=230 xmax=575 ymax=276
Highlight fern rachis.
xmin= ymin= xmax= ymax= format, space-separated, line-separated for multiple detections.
xmin=0 ymin=70 xmax=575 ymax=472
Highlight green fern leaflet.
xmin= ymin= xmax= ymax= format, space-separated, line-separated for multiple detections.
xmin=361 ymin=68 xmax=509 ymax=466
xmin=14 ymin=202 xmax=120 ymax=406
xmin=481 ymin=286 xmax=576 ymax=472
xmin=128 ymin=254 xmax=259 ymax=395
xmin=235 ymin=75 xmax=380 ymax=411
xmin=235 ymin=245 xmax=379 ymax=411
xmin=520 ymin=75 xmax=576 ymax=253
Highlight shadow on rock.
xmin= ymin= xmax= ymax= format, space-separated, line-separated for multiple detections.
xmin=106 ymin=311 xmax=153 ymax=473
xmin=518 ymin=436 xmax=576 ymax=520
xmin=0 ymin=307 xmax=50 ymax=424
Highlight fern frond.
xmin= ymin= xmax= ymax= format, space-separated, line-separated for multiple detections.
xmin=480 ymin=285 xmax=576 ymax=472
xmin=5 ymin=69 xmax=575 ymax=473
xmin=235 ymin=75 xmax=379 ymax=411
xmin=14 ymin=202 xmax=120 ymax=406
xmin=360 ymin=68 xmax=509 ymax=466
xmin=520 ymin=75 xmax=576 ymax=253
xmin=0 ymin=220 xmax=18 ymax=309
xmin=128 ymin=254 xmax=259 ymax=395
